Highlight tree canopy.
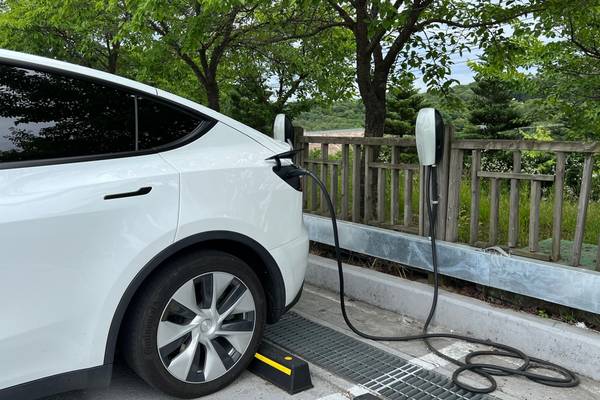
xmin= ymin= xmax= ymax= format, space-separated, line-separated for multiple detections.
xmin=0 ymin=0 xmax=132 ymax=73
xmin=470 ymin=0 xmax=600 ymax=139
xmin=0 ymin=0 xmax=597 ymax=142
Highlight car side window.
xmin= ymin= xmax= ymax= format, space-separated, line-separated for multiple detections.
xmin=0 ymin=63 xmax=208 ymax=165
xmin=0 ymin=64 xmax=136 ymax=163
xmin=137 ymin=96 xmax=204 ymax=150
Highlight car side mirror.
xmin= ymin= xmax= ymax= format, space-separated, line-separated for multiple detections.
xmin=273 ymin=114 xmax=295 ymax=147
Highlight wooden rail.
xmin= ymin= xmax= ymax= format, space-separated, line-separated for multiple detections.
xmin=297 ymin=128 xmax=452 ymax=238
xmin=296 ymin=128 xmax=600 ymax=270
xmin=453 ymin=139 xmax=600 ymax=153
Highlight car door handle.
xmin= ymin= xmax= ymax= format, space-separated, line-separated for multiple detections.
xmin=104 ymin=186 xmax=152 ymax=200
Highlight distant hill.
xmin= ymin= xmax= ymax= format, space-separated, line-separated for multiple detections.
xmin=295 ymin=82 xmax=554 ymax=136
xmin=295 ymin=100 xmax=365 ymax=131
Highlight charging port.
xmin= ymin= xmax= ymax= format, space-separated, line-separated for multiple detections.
xmin=273 ymin=165 xmax=303 ymax=192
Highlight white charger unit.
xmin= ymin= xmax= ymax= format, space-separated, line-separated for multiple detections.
xmin=415 ymin=108 xmax=445 ymax=166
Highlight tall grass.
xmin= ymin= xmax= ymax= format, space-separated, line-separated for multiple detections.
xmin=458 ymin=180 xmax=600 ymax=247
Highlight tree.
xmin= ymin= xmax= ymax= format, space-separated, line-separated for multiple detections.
xmin=467 ymin=74 xmax=525 ymax=139
xmin=477 ymin=1 xmax=600 ymax=139
xmin=222 ymin=24 xmax=355 ymax=133
xmin=0 ymin=0 xmax=131 ymax=74
xmin=127 ymin=1 xmax=258 ymax=111
xmin=224 ymin=71 xmax=276 ymax=134
xmin=421 ymin=83 xmax=476 ymax=133
xmin=126 ymin=42 xmax=207 ymax=103
xmin=384 ymin=74 xmax=426 ymax=136
xmin=319 ymin=0 xmax=543 ymax=138
xmin=128 ymin=0 xmax=351 ymax=113
xmin=0 ymin=0 xmax=354 ymax=129
xmin=535 ymin=2 xmax=600 ymax=139
xmin=315 ymin=0 xmax=542 ymax=220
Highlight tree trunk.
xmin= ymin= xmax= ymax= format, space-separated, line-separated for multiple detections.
xmin=358 ymin=81 xmax=387 ymax=222
xmin=107 ymin=41 xmax=120 ymax=74
xmin=353 ymin=13 xmax=390 ymax=221
xmin=204 ymin=76 xmax=221 ymax=112
xmin=363 ymin=92 xmax=386 ymax=138
xmin=107 ymin=52 xmax=118 ymax=74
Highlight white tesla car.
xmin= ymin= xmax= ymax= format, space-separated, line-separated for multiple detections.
xmin=0 ymin=49 xmax=308 ymax=399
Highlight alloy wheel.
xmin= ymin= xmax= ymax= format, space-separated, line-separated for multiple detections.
xmin=156 ymin=271 xmax=256 ymax=383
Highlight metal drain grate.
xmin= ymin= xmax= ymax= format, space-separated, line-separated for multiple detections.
xmin=264 ymin=313 xmax=493 ymax=400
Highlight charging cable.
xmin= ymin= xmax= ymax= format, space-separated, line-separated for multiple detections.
xmin=294 ymin=165 xmax=579 ymax=394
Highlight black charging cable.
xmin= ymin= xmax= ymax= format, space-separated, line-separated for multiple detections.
xmin=295 ymin=165 xmax=579 ymax=394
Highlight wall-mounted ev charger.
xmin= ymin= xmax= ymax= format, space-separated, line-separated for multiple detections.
xmin=269 ymin=109 xmax=579 ymax=395
xmin=415 ymin=107 xmax=445 ymax=166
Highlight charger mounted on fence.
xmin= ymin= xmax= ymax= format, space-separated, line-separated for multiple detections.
xmin=415 ymin=107 xmax=445 ymax=166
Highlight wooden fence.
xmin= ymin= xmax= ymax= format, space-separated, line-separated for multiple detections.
xmin=295 ymin=127 xmax=600 ymax=270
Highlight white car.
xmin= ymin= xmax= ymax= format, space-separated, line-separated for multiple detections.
xmin=0 ymin=49 xmax=308 ymax=399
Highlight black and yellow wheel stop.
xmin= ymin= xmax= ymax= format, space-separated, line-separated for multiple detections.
xmin=248 ymin=342 xmax=313 ymax=394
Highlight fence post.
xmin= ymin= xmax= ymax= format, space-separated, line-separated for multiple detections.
xmin=469 ymin=149 xmax=481 ymax=245
xmin=445 ymin=147 xmax=464 ymax=242
xmin=352 ymin=144 xmax=361 ymax=222
xmin=391 ymin=146 xmax=400 ymax=225
xmin=489 ymin=178 xmax=500 ymax=245
xmin=572 ymin=155 xmax=594 ymax=267
xmin=330 ymin=164 xmax=338 ymax=215
xmin=294 ymin=126 xmax=304 ymax=163
xmin=437 ymin=126 xmax=453 ymax=239
xmin=341 ymin=144 xmax=350 ymax=220
xmin=529 ymin=180 xmax=542 ymax=252
xmin=296 ymin=127 xmax=308 ymax=209
xmin=404 ymin=170 xmax=413 ymax=227
xmin=320 ymin=144 xmax=329 ymax=214
xmin=310 ymin=162 xmax=319 ymax=212
xmin=551 ymin=152 xmax=566 ymax=261
xmin=508 ymin=151 xmax=522 ymax=248
xmin=364 ymin=145 xmax=373 ymax=223
xmin=377 ymin=168 xmax=385 ymax=222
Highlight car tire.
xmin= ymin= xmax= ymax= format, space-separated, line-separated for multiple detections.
xmin=121 ymin=249 xmax=266 ymax=398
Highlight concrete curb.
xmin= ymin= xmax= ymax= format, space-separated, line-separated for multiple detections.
xmin=306 ymin=254 xmax=600 ymax=380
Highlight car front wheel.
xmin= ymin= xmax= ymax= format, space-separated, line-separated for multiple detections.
xmin=122 ymin=250 xmax=266 ymax=398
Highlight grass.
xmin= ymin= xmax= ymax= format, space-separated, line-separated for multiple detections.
xmin=305 ymin=148 xmax=600 ymax=263
xmin=456 ymin=180 xmax=600 ymax=248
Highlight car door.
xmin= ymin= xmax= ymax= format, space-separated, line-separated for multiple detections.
xmin=0 ymin=63 xmax=187 ymax=389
